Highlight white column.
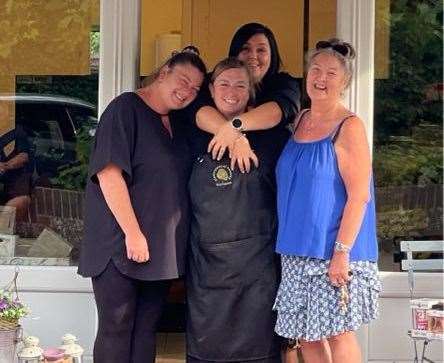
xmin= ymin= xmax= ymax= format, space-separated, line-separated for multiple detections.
xmin=98 ymin=0 xmax=141 ymax=116
xmin=336 ymin=1 xmax=375 ymax=360
xmin=337 ymin=0 xmax=375 ymax=148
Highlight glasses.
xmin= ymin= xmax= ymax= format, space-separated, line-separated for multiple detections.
xmin=315 ymin=41 xmax=350 ymax=57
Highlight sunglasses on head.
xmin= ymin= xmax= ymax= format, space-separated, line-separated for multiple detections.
xmin=315 ymin=40 xmax=349 ymax=57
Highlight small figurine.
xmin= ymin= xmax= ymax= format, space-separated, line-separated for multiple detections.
xmin=17 ymin=335 xmax=43 ymax=363
xmin=60 ymin=333 xmax=84 ymax=362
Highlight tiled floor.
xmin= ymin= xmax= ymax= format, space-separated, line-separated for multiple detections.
xmin=156 ymin=333 xmax=186 ymax=363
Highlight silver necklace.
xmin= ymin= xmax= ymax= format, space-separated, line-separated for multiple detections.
xmin=302 ymin=112 xmax=317 ymax=132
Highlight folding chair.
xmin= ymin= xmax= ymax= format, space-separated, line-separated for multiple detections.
xmin=401 ymin=240 xmax=444 ymax=363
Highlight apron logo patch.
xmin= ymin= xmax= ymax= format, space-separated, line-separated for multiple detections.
xmin=212 ymin=165 xmax=232 ymax=186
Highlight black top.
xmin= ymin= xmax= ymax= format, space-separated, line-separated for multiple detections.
xmin=185 ymin=73 xmax=300 ymax=361
xmin=78 ymin=92 xmax=191 ymax=280
xmin=0 ymin=126 xmax=32 ymax=199
xmin=179 ymin=71 xmax=300 ymax=160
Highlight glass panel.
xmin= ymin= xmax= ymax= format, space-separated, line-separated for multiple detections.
xmin=0 ymin=0 xmax=100 ymax=266
xmin=374 ymin=0 xmax=443 ymax=271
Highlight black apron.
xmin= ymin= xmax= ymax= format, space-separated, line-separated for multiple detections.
xmin=186 ymin=152 xmax=281 ymax=362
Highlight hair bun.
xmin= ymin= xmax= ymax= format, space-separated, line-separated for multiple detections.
xmin=182 ymin=45 xmax=200 ymax=56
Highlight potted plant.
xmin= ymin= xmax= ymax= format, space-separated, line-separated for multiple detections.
xmin=0 ymin=271 xmax=28 ymax=330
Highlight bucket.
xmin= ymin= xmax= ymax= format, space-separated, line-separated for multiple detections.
xmin=0 ymin=326 xmax=21 ymax=363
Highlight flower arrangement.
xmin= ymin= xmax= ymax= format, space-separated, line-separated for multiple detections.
xmin=0 ymin=270 xmax=28 ymax=329
xmin=0 ymin=290 xmax=28 ymax=327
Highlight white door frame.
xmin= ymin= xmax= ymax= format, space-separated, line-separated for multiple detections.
xmin=95 ymin=1 xmax=444 ymax=361
xmin=98 ymin=0 xmax=141 ymax=115
xmin=337 ymin=0 xmax=375 ymax=146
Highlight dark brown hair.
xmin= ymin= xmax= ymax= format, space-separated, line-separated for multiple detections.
xmin=142 ymin=50 xmax=207 ymax=87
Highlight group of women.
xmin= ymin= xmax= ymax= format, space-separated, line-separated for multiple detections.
xmin=78 ymin=22 xmax=380 ymax=363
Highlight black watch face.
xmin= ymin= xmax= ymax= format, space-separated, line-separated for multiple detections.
xmin=232 ymin=118 xmax=242 ymax=128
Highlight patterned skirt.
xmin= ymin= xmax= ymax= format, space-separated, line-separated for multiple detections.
xmin=273 ymin=255 xmax=381 ymax=342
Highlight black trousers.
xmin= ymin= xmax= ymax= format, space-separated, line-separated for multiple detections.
xmin=92 ymin=261 xmax=171 ymax=363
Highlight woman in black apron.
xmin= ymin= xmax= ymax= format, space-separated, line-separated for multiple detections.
xmin=186 ymin=23 xmax=300 ymax=363
xmin=187 ymin=55 xmax=292 ymax=362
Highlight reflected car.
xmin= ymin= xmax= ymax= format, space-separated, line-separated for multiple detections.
xmin=0 ymin=94 xmax=97 ymax=184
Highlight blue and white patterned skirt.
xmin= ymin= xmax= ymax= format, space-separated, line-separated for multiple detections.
xmin=273 ymin=255 xmax=381 ymax=342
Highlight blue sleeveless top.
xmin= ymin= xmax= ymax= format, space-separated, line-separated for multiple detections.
xmin=275 ymin=111 xmax=378 ymax=262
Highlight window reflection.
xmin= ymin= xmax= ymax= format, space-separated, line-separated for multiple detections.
xmin=374 ymin=0 xmax=443 ymax=271
xmin=0 ymin=0 xmax=99 ymax=266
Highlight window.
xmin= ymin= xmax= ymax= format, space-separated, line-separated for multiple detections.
xmin=374 ymin=0 xmax=443 ymax=271
xmin=0 ymin=0 xmax=100 ymax=266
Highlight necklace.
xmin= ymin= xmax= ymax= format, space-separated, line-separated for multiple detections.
xmin=302 ymin=112 xmax=317 ymax=133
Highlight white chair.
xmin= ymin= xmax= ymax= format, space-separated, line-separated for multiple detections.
xmin=401 ymin=240 xmax=444 ymax=363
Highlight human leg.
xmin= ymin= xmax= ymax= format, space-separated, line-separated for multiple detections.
xmin=327 ymin=331 xmax=361 ymax=363
xmin=282 ymin=346 xmax=298 ymax=363
xmin=299 ymin=339 xmax=332 ymax=363
xmin=92 ymin=261 xmax=138 ymax=363
xmin=6 ymin=195 xmax=30 ymax=222
xmin=130 ymin=279 xmax=171 ymax=363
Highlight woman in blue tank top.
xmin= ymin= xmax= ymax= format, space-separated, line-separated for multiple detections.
xmin=273 ymin=39 xmax=381 ymax=363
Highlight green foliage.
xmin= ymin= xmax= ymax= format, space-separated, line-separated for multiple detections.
xmin=374 ymin=142 xmax=443 ymax=187
xmin=51 ymin=126 xmax=93 ymax=190
xmin=374 ymin=0 xmax=443 ymax=142
xmin=16 ymin=74 xmax=98 ymax=105
xmin=90 ymin=31 xmax=100 ymax=57
xmin=0 ymin=290 xmax=28 ymax=323
xmin=377 ymin=208 xmax=428 ymax=242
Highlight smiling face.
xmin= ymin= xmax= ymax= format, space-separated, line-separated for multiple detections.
xmin=209 ymin=67 xmax=250 ymax=120
xmin=306 ymin=52 xmax=348 ymax=103
xmin=237 ymin=33 xmax=271 ymax=83
xmin=158 ymin=63 xmax=204 ymax=110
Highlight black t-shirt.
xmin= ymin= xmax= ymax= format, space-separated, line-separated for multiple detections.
xmin=181 ymin=71 xmax=301 ymax=160
xmin=78 ymin=92 xmax=191 ymax=280
xmin=0 ymin=126 xmax=32 ymax=198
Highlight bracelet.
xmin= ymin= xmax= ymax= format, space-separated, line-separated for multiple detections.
xmin=334 ymin=241 xmax=351 ymax=253
xmin=233 ymin=133 xmax=246 ymax=142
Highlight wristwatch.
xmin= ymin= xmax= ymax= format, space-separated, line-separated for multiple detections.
xmin=231 ymin=118 xmax=244 ymax=132
xmin=334 ymin=241 xmax=351 ymax=253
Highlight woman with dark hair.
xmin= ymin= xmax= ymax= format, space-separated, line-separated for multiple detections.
xmin=78 ymin=51 xmax=206 ymax=363
xmin=185 ymin=24 xmax=300 ymax=363
xmin=228 ymin=21 xmax=282 ymax=83
xmin=189 ymin=22 xmax=300 ymax=169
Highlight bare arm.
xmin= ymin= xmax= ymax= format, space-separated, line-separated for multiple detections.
xmin=328 ymin=116 xmax=372 ymax=285
xmin=0 ymin=152 xmax=29 ymax=172
xmin=197 ymin=102 xmax=282 ymax=164
xmin=196 ymin=102 xmax=282 ymax=134
xmin=97 ymin=163 xmax=149 ymax=263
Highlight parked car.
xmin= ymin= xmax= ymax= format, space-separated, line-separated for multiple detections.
xmin=0 ymin=94 xmax=97 ymax=185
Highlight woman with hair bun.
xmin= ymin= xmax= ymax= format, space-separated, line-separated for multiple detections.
xmin=78 ymin=51 xmax=206 ymax=363
xmin=273 ymin=38 xmax=380 ymax=363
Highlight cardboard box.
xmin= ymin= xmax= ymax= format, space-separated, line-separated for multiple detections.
xmin=27 ymin=228 xmax=72 ymax=258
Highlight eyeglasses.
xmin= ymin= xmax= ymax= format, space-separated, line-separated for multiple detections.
xmin=315 ymin=40 xmax=350 ymax=57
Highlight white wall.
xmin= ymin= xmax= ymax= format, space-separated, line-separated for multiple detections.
xmin=1 ymin=266 xmax=442 ymax=362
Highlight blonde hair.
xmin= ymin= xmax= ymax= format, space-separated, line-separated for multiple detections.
xmin=306 ymin=38 xmax=356 ymax=89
